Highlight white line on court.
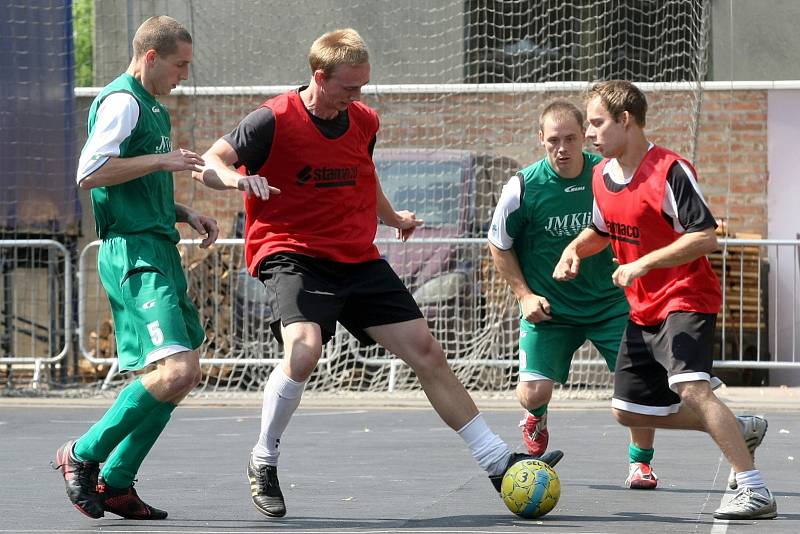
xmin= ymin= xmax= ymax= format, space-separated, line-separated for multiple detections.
xmin=178 ymin=410 xmax=366 ymax=421
xmin=48 ymin=410 xmax=367 ymax=424
xmin=0 ymin=531 xmax=618 ymax=534
xmin=708 ymin=453 xmax=732 ymax=534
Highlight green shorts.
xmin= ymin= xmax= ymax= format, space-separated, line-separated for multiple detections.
xmin=98 ymin=235 xmax=205 ymax=372
xmin=518 ymin=311 xmax=628 ymax=384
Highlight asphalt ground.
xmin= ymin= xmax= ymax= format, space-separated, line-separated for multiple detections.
xmin=0 ymin=391 xmax=797 ymax=533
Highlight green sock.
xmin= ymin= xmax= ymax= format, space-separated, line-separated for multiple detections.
xmin=101 ymin=401 xmax=177 ymax=489
xmin=73 ymin=379 xmax=160 ymax=462
xmin=629 ymin=443 xmax=655 ymax=464
xmin=529 ymin=404 xmax=548 ymax=418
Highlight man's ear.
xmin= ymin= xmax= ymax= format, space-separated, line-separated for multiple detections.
xmin=313 ymin=69 xmax=326 ymax=85
xmin=144 ymin=49 xmax=157 ymax=65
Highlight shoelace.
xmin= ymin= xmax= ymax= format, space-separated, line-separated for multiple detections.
xmin=254 ymin=465 xmax=272 ymax=493
xmin=75 ymin=461 xmax=99 ymax=491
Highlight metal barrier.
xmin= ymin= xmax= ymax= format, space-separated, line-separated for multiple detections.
xmin=715 ymin=239 xmax=800 ymax=370
xmin=0 ymin=239 xmax=72 ymax=387
xmin=7 ymin=236 xmax=800 ymax=391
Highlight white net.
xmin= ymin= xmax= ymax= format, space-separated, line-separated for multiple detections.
xmin=71 ymin=0 xmax=711 ymax=398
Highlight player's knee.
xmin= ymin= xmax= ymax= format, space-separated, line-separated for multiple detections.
xmin=612 ymin=407 xmax=638 ymax=427
xmin=408 ymin=335 xmax=446 ymax=376
xmin=158 ymin=359 xmax=201 ymax=395
xmin=516 ymin=381 xmax=552 ymax=409
xmin=674 ymin=380 xmax=712 ymax=408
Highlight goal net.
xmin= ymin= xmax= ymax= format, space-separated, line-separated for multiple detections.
xmin=72 ymin=0 xmax=711 ymax=399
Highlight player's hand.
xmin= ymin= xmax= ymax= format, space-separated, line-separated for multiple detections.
xmin=187 ymin=212 xmax=219 ymax=248
xmin=520 ymin=294 xmax=552 ymax=323
xmin=237 ymin=175 xmax=281 ymax=199
xmin=394 ymin=210 xmax=424 ymax=242
xmin=161 ymin=148 xmax=205 ymax=173
xmin=611 ymin=259 xmax=648 ymax=288
xmin=553 ymin=250 xmax=581 ymax=281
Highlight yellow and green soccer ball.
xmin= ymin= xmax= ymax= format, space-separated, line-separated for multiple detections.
xmin=500 ymin=458 xmax=561 ymax=518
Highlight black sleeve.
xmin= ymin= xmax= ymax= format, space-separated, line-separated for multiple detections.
xmin=221 ymin=107 xmax=275 ymax=174
xmin=666 ymin=161 xmax=717 ymax=232
xmin=589 ymin=222 xmax=609 ymax=236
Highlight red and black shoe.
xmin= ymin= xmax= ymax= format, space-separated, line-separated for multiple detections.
xmin=51 ymin=440 xmax=104 ymax=519
xmin=97 ymin=478 xmax=168 ymax=520
xmin=520 ymin=412 xmax=549 ymax=456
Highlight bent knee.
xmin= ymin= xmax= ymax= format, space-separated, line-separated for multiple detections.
xmin=407 ymin=336 xmax=447 ymax=375
xmin=612 ymin=407 xmax=640 ymax=427
xmin=158 ymin=359 xmax=201 ymax=394
xmin=674 ymin=380 xmax=713 ymax=407
xmin=516 ymin=381 xmax=553 ymax=409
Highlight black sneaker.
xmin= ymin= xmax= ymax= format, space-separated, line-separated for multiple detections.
xmin=490 ymin=450 xmax=564 ymax=492
xmin=248 ymin=458 xmax=286 ymax=517
xmin=51 ymin=440 xmax=104 ymax=519
xmin=97 ymin=478 xmax=168 ymax=520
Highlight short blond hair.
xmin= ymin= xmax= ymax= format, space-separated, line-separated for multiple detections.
xmin=308 ymin=28 xmax=369 ymax=77
xmin=586 ymin=80 xmax=647 ymax=127
xmin=132 ymin=16 xmax=192 ymax=59
xmin=539 ymin=100 xmax=584 ymax=132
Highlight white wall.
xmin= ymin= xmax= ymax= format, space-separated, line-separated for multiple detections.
xmin=766 ymin=90 xmax=800 ymax=385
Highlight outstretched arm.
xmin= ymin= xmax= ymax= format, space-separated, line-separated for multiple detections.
xmin=77 ymin=92 xmax=205 ymax=190
xmin=192 ymin=138 xmax=280 ymax=200
xmin=611 ymin=227 xmax=718 ymax=287
xmin=552 ymin=227 xmax=610 ymax=281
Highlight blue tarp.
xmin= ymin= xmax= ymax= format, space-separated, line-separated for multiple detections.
xmin=0 ymin=0 xmax=81 ymax=236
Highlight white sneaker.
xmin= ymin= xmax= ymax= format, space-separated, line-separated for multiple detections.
xmin=728 ymin=415 xmax=768 ymax=490
xmin=713 ymin=487 xmax=777 ymax=520
xmin=625 ymin=462 xmax=658 ymax=489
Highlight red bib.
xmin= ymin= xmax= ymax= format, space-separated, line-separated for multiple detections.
xmin=243 ymin=92 xmax=381 ymax=275
xmin=592 ymin=146 xmax=721 ymax=325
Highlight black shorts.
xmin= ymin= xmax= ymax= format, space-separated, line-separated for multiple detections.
xmin=612 ymin=312 xmax=722 ymax=416
xmin=258 ymin=253 xmax=423 ymax=345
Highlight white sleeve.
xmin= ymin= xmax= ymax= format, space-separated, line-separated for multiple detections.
xmin=591 ymin=199 xmax=608 ymax=233
xmin=487 ymin=174 xmax=522 ymax=250
xmin=77 ymin=92 xmax=140 ymax=183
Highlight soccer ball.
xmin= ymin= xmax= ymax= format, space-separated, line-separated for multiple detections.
xmin=500 ymin=458 xmax=560 ymax=519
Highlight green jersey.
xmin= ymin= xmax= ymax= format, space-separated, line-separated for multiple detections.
xmin=488 ymin=152 xmax=628 ymax=324
xmin=81 ymin=73 xmax=179 ymax=242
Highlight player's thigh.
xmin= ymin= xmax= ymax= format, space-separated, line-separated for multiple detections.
xmin=585 ymin=311 xmax=629 ymax=371
xmin=519 ymin=321 xmax=585 ymax=384
xmin=365 ymin=318 xmax=440 ymax=367
xmin=260 ymin=254 xmax=344 ymax=344
xmin=98 ymin=239 xmax=198 ymax=372
xmin=656 ymin=311 xmax=717 ymax=389
xmin=339 ymin=260 xmax=423 ymax=346
xmin=612 ymin=321 xmax=681 ymax=416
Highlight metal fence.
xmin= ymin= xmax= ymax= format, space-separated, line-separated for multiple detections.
xmin=1 ymin=238 xmax=798 ymax=394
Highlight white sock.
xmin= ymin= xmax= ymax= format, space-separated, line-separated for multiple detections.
xmin=251 ymin=366 xmax=307 ymax=467
xmin=457 ymin=413 xmax=512 ymax=476
xmin=735 ymin=469 xmax=767 ymax=493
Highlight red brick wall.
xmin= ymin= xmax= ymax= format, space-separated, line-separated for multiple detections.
xmin=77 ymin=88 xmax=770 ymax=240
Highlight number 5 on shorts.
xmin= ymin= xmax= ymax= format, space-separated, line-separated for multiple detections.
xmin=147 ymin=320 xmax=164 ymax=345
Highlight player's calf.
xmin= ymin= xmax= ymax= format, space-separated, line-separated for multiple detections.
xmin=728 ymin=415 xmax=768 ymax=490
